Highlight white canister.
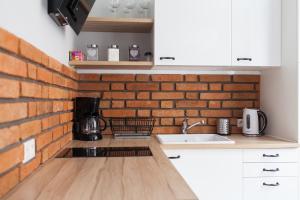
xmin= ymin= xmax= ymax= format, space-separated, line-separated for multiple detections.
xmin=108 ymin=44 xmax=120 ymax=61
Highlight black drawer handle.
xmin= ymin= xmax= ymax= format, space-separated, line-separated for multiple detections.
xmin=263 ymin=154 xmax=279 ymax=158
xmin=168 ymin=155 xmax=181 ymax=159
xmin=263 ymin=168 xmax=280 ymax=172
xmin=263 ymin=182 xmax=280 ymax=187
xmin=160 ymin=57 xmax=175 ymax=60
xmin=237 ymin=58 xmax=252 ymax=61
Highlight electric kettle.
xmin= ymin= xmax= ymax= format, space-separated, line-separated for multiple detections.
xmin=242 ymin=108 xmax=267 ymax=136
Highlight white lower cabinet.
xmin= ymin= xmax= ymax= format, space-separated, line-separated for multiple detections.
xmin=163 ymin=149 xmax=243 ymax=200
xmin=163 ymin=148 xmax=299 ymax=200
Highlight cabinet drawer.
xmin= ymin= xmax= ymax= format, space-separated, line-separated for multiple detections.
xmin=243 ymin=149 xmax=298 ymax=163
xmin=243 ymin=177 xmax=298 ymax=200
xmin=243 ymin=163 xmax=298 ymax=177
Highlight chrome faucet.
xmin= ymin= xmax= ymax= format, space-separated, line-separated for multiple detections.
xmin=182 ymin=118 xmax=206 ymax=134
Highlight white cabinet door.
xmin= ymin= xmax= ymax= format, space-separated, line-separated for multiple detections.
xmin=232 ymin=0 xmax=281 ymax=66
xmin=243 ymin=177 xmax=298 ymax=200
xmin=164 ymin=149 xmax=242 ymax=200
xmin=155 ymin=0 xmax=231 ymax=66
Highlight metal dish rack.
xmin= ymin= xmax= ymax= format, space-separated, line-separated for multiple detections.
xmin=110 ymin=117 xmax=155 ymax=138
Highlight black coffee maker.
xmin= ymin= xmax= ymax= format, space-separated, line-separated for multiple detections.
xmin=73 ymin=97 xmax=106 ymax=141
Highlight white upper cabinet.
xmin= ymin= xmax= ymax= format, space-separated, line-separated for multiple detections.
xmin=154 ymin=0 xmax=232 ymax=66
xmin=232 ymin=0 xmax=281 ymax=67
xmin=154 ymin=0 xmax=281 ymax=67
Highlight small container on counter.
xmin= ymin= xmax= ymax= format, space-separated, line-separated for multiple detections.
xmin=86 ymin=44 xmax=99 ymax=61
xmin=108 ymin=44 xmax=120 ymax=61
xmin=144 ymin=52 xmax=153 ymax=61
xmin=129 ymin=44 xmax=140 ymax=61
xmin=217 ymin=118 xmax=230 ymax=136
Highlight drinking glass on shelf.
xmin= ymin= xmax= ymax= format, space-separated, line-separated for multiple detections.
xmin=139 ymin=0 xmax=151 ymax=18
xmin=124 ymin=0 xmax=136 ymax=17
xmin=110 ymin=0 xmax=120 ymax=17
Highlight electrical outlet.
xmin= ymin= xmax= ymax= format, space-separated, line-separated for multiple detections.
xmin=23 ymin=138 xmax=36 ymax=163
xmin=237 ymin=119 xmax=243 ymax=128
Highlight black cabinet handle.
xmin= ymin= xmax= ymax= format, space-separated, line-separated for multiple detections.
xmin=168 ymin=155 xmax=181 ymax=159
xmin=237 ymin=58 xmax=252 ymax=61
xmin=263 ymin=182 xmax=280 ymax=187
xmin=160 ymin=57 xmax=175 ymax=60
xmin=263 ymin=154 xmax=279 ymax=158
xmin=263 ymin=168 xmax=280 ymax=172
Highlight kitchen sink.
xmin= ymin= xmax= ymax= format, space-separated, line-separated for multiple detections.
xmin=156 ymin=134 xmax=235 ymax=144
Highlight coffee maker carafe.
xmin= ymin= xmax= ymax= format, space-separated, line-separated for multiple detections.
xmin=73 ymin=97 xmax=106 ymax=141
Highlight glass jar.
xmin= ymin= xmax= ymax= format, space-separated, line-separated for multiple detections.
xmin=86 ymin=44 xmax=99 ymax=61
xmin=129 ymin=44 xmax=140 ymax=61
xmin=108 ymin=44 xmax=120 ymax=61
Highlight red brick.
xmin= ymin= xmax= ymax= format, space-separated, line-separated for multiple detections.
xmin=0 ymin=78 xmax=20 ymax=98
xmin=0 ymin=103 xmax=27 ymax=123
xmin=137 ymin=110 xmax=151 ymax=117
xmin=188 ymin=126 xmax=216 ymax=134
xmin=111 ymin=83 xmax=125 ymax=90
xmin=233 ymin=110 xmax=243 ymax=118
xmin=37 ymin=67 xmax=53 ymax=83
xmin=37 ymin=101 xmax=53 ymax=115
xmin=52 ymin=73 xmax=65 ymax=86
xmin=102 ymin=110 xmax=136 ymax=117
xmin=231 ymin=126 xmax=242 ymax=134
xmin=42 ymin=115 xmax=60 ymax=130
xmin=256 ymin=84 xmax=260 ymax=91
xmin=21 ymin=82 xmax=42 ymax=98
xmin=200 ymin=93 xmax=231 ymax=100
xmin=60 ymin=112 xmax=72 ymax=124
xmin=127 ymin=101 xmax=159 ymax=108
xmin=201 ymin=110 xmax=232 ymax=117
xmin=19 ymin=39 xmax=43 ymax=64
xmin=0 ymin=126 xmax=20 ymax=149
xmin=42 ymin=140 xmax=60 ymax=163
xmin=27 ymin=63 xmax=37 ymax=79
xmin=20 ymin=120 xmax=42 ymax=139
xmin=103 ymin=92 xmax=135 ymax=99
xmin=152 ymin=92 xmax=184 ymax=100
xmin=209 ymin=101 xmax=221 ymax=108
xmin=59 ymin=133 xmax=72 ymax=147
xmin=153 ymin=126 xmax=181 ymax=134
xmin=186 ymin=110 xmax=199 ymax=117
xmin=161 ymin=83 xmax=175 ymax=91
xmin=161 ymin=118 xmax=174 ymax=126
xmin=79 ymin=74 xmax=100 ymax=81
xmin=0 ymin=28 xmax=19 ymax=53
xmin=79 ymin=83 xmax=110 ymax=91
xmin=0 ymin=168 xmax=19 ymax=198
xmin=136 ymin=75 xmax=150 ymax=81
xmin=232 ymin=93 xmax=258 ymax=99
xmin=102 ymin=74 xmax=135 ymax=82
xmin=48 ymin=57 xmax=62 ymax=72
xmin=126 ymin=83 xmax=159 ymax=91
xmin=208 ymin=118 xmax=217 ymax=125
xmin=0 ymin=145 xmax=23 ymax=174
xmin=222 ymin=101 xmax=253 ymax=108
xmin=53 ymin=101 xmax=64 ymax=112
xmin=137 ymin=92 xmax=150 ymax=99
xmin=176 ymin=101 xmax=207 ymax=108
xmin=112 ymin=101 xmax=125 ymax=108
xmin=223 ymin=84 xmax=254 ymax=91
xmin=233 ymin=75 xmax=260 ymax=83
xmin=185 ymin=75 xmax=198 ymax=82
xmin=0 ymin=53 xmax=27 ymax=77
xmin=41 ymin=53 xmax=49 ymax=67
xmin=176 ymin=83 xmax=208 ymax=91
xmin=36 ymin=131 xmax=53 ymax=151
xmin=152 ymin=110 xmax=184 ymax=117
xmin=53 ymin=126 xmax=64 ymax=140
xmin=209 ymin=83 xmax=222 ymax=91
xmin=161 ymin=101 xmax=173 ymax=108
xmin=152 ymin=75 xmax=184 ymax=82
xmin=20 ymin=152 xmax=41 ymax=180
xmin=186 ymin=92 xmax=199 ymax=99
xmin=100 ymin=101 xmax=110 ymax=108
xmin=42 ymin=86 xmax=49 ymax=99
xmin=200 ymin=75 xmax=231 ymax=82
xmin=27 ymin=102 xmax=37 ymax=117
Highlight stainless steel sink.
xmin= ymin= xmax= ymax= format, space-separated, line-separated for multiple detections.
xmin=156 ymin=134 xmax=235 ymax=144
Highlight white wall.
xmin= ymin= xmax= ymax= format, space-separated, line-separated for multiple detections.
xmin=0 ymin=0 xmax=77 ymax=64
xmin=260 ymin=0 xmax=298 ymax=141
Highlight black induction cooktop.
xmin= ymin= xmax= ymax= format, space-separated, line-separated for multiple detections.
xmin=55 ymin=147 xmax=153 ymax=158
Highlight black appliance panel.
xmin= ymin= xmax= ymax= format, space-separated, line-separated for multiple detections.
xmin=56 ymin=147 xmax=153 ymax=158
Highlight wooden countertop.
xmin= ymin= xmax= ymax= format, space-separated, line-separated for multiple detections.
xmin=161 ymin=135 xmax=300 ymax=149
xmin=4 ymin=136 xmax=198 ymax=200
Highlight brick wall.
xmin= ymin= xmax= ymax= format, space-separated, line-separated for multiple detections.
xmin=0 ymin=28 xmax=78 ymax=197
xmin=78 ymin=74 xmax=260 ymax=135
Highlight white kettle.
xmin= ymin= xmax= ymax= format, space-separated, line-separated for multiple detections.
xmin=243 ymin=108 xmax=267 ymax=136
